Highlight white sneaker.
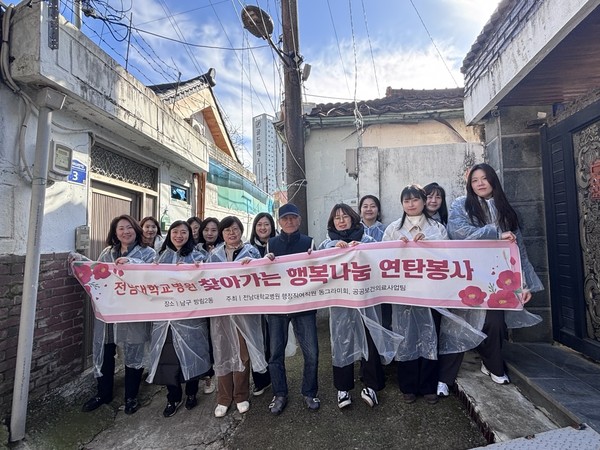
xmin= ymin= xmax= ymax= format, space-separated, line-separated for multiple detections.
xmin=236 ymin=401 xmax=250 ymax=413
xmin=337 ymin=390 xmax=351 ymax=409
xmin=437 ymin=382 xmax=450 ymax=397
xmin=360 ymin=387 xmax=378 ymax=407
xmin=480 ymin=363 xmax=510 ymax=384
xmin=214 ymin=404 xmax=228 ymax=418
xmin=203 ymin=376 xmax=216 ymax=394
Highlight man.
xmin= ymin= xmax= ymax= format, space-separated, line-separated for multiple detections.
xmin=265 ymin=203 xmax=320 ymax=415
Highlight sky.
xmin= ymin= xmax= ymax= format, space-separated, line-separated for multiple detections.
xmin=65 ymin=0 xmax=502 ymax=167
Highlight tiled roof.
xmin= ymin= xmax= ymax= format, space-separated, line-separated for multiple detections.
xmin=307 ymin=87 xmax=464 ymax=118
xmin=148 ymin=70 xmax=216 ymax=101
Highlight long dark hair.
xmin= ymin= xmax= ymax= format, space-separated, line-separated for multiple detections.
xmin=187 ymin=216 xmax=203 ymax=244
xmin=398 ymin=184 xmax=430 ymax=229
xmin=198 ymin=217 xmax=223 ymax=251
xmin=160 ymin=220 xmax=195 ymax=256
xmin=250 ymin=212 xmax=276 ymax=244
xmin=465 ymin=163 xmax=519 ymax=231
xmin=358 ymin=194 xmax=382 ymax=222
xmin=424 ymin=182 xmax=448 ymax=225
xmin=106 ymin=214 xmax=145 ymax=247
xmin=326 ymin=203 xmax=361 ymax=232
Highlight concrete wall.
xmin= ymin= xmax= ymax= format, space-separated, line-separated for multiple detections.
xmin=304 ymin=117 xmax=484 ymax=243
xmin=463 ymin=0 xmax=599 ymax=124
xmin=483 ymin=105 xmax=553 ymax=342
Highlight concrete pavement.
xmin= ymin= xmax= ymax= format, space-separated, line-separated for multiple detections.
xmin=3 ymin=317 xmax=598 ymax=449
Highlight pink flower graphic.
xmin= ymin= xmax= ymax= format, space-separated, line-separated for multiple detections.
xmin=496 ymin=270 xmax=521 ymax=290
xmin=459 ymin=286 xmax=487 ymax=307
xmin=488 ymin=290 xmax=520 ymax=309
xmin=92 ymin=263 xmax=111 ymax=280
xmin=73 ymin=264 xmax=92 ymax=284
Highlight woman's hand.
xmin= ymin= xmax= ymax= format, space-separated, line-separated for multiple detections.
xmin=115 ymin=257 xmax=130 ymax=265
xmin=239 ymin=257 xmax=252 ymax=265
xmin=194 ymin=260 xmax=203 ymax=268
xmin=348 ymin=241 xmax=360 ymax=247
xmin=500 ymin=231 xmax=516 ymax=243
xmin=413 ymin=232 xmax=425 ymax=242
xmin=335 ymin=241 xmax=349 ymax=248
xmin=521 ymin=289 xmax=532 ymax=304
xmin=265 ymin=252 xmax=275 ymax=261
xmin=399 ymin=236 xmax=409 ymax=243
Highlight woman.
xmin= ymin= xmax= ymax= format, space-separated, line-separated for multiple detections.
xmin=207 ymin=216 xmax=268 ymax=417
xmin=250 ymin=212 xmax=276 ymax=257
xmin=359 ymin=195 xmax=385 ymax=241
xmin=248 ymin=213 xmax=276 ymax=396
xmin=319 ymin=203 xmax=401 ymax=409
xmin=359 ymin=195 xmax=392 ymax=329
xmin=75 ymin=214 xmax=155 ymax=415
xmin=447 ymin=163 xmax=543 ymax=386
xmin=424 ymin=182 xmax=448 ymax=225
xmin=196 ymin=217 xmax=223 ymax=257
xmin=140 ymin=216 xmax=164 ymax=251
xmin=188 ymin=216 xmax=219 ymax=394
xmin=187 ymin=217 xmax=203 ymax=245
xmin=147 ymin=220 xmax=212 ymax=418
xmin=382 ymin=185 xmax=449 ymax=404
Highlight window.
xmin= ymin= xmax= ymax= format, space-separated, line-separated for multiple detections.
xmin=171 ymin=183 xmax=189 ymax=203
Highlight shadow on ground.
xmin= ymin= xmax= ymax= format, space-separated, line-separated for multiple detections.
xmin=5 ymin=318 xmax=487 ymax=450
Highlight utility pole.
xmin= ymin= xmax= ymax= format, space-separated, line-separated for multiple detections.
xmin=241 ymin=3 xmax=307 ymax=232
xmin=280 ymin=0 xmax=308 ymax=233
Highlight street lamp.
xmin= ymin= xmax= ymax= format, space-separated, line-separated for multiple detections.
xmin=241 ymin=3 xmax=309 ymax=233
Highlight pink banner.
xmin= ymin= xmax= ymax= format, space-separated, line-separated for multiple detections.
xmin=71 ymin=240 xmax=525 ymax=323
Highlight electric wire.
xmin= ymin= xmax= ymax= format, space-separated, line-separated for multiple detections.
xmin=360 ymin=0 xmax=380 ymax=97
xmin=409 ymin=0 xmax=459 ymax=88
xmin=326 ymin=0 xmax=351 ymax=97
xmin=347 ymin=0 xmax=364 ymax=147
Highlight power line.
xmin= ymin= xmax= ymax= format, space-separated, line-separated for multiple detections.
xmin=326 ymin=0 xmax=351 ymax=97
xmin=409 ymin=0 xmax=459 ymax=88
xmin=360 ymin=0 xmax=380 ymax=97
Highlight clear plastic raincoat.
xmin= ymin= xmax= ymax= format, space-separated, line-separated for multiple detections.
xmin=318 ymin=235 xmax=404 ymax=367
xmin=207 ymin=243 xmax=268 ymax=376
xmin=383 ymin=215 xmax=487 ymax=361
xmin=92 ymin=244 xmax=156 ymax=377
xmin=447 ymin=196 xmax=543 ymax=329
xmin=146 ymin=248 xmax=212 ymax=384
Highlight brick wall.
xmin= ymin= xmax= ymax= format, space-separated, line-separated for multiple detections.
xmin=0 ymin=252 xmax=86 ymax=416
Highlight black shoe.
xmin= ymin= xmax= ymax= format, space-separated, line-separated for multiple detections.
xmin=82 ymin=396 xmax=109 ymax=412
xmin=185 ymin=395 xmax=198 ymax=410
xmin=163 ymin=401 xmax=181 ymax=417
xmin=124 ymin=398 xmax=139 ymax=415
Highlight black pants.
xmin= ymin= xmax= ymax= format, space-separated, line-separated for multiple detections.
xmin=439 ymin=310 xmax=507 ymax=384
xmin=166 ymin=379 xmax=200 ymax=403
xmin=397 ymin=309 xmax=441 ymax=396
xmin=478 ymin=310 xmax=507 ymax=376
xmin=96 ymin=343 xmax=144 ymax=401
xmin=333 ymin=326 xmax=385 ymax=392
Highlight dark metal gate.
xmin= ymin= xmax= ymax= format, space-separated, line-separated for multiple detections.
xmin=542 ymin=101 xmax=600 ymax=360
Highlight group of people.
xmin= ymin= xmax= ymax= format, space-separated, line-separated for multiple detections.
xmin=71 ymin=163 xmax=543 ymax=419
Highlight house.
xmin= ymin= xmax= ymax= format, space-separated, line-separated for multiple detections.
xmin=461 ymin=0 xmax=600 ymax=352
xmin=0 ymin=0 xmax=266 ymax=419
xmin=304 ymin=88 xmax=485 ymax=243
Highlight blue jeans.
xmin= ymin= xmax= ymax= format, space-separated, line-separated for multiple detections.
xmin=267 ymin=313 xmax=319 ymax=398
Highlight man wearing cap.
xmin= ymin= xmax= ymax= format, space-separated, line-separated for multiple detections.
xmin=264 ymin=203 xmax=320 ymax=415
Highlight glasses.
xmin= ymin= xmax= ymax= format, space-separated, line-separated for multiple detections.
xmin=222 ymin=227 xmax=241 ymax=234
xmin=334 ymin=215 xmax=350 ymax=222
